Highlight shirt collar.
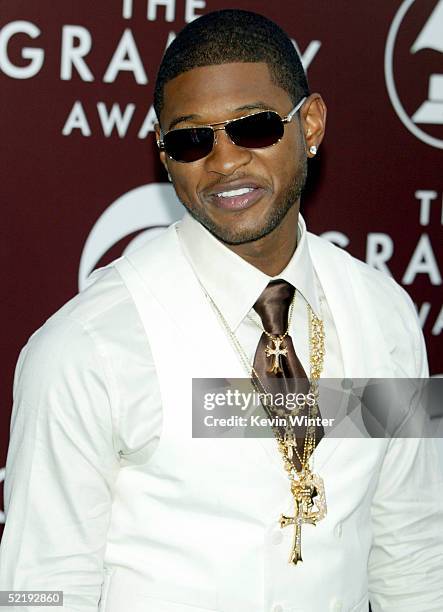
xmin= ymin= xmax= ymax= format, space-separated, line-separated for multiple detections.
xmin=177 ymin=211 xmax=321 ymax=331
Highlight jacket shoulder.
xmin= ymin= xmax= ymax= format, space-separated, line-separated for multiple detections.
xmin=307 ymin=231 xmax=415 ymax=310
xmin=307 ymin=232 xmax=428 ymax=376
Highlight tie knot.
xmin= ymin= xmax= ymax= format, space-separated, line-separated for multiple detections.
xmin=253 ymin=280 xmax=295 ymax=335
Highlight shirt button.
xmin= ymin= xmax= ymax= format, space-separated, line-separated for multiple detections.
xmin=272 ymin=605 xmax=284 ymax=612
xmin=330 ymin=599 xmax=343 ymax=611
xmin=271 ymin=530 xmax=283 ymax=545
xmin=334 ymin=522 xmax=343 ymax=538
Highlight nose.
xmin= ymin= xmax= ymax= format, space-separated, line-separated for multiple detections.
xmin=203 ymin=127 xmax=252 ymax=176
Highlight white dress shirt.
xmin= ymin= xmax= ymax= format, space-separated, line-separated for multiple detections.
xmin=1 ymin=212 xmax=442 ymax=612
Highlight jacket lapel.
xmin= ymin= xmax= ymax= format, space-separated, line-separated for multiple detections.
xmin=125 ymin=223 xmax=246 ymax=379
xmin=307 ymin=232 xmax=395 ymax=471
xmin=307 ymin=231 xmax=394 ymax=379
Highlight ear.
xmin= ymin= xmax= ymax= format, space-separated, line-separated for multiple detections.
xmin=154 ymin=122 xmax=169 ymax=173
xmin=299 ymin=93 xmax=327 ymax=157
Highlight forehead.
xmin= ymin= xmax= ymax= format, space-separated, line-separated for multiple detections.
xmin=161 ymin=62 xmax=292 ymax=126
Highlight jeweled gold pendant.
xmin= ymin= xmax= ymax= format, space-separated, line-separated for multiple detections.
xmin=265 ymin=336 xmax=288 ymax=374
xmin=280 ymin=472 xmax=327 ymax=565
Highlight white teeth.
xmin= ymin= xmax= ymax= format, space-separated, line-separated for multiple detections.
xmin=216 ymin=187 xmax=254 ymax=198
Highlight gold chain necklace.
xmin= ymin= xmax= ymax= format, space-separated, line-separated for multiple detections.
xmin=203 ymin=289 xmax=327 ymax=565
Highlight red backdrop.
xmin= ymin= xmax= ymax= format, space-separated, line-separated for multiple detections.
xmin=1 ymin=0 xmax=442 ymax=534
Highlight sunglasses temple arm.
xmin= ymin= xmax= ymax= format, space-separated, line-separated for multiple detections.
xmin=285 ymin=96 xmax=307 ymax=122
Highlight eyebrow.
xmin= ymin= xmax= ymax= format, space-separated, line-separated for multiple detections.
xmin=167 ymin=102 xmax=277 ymax=131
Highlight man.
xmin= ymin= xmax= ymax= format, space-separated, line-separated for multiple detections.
xmin=0 ymin=9 xmax=442 ymax=612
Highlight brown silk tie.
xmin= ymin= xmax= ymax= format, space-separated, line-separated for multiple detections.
xmin=252 ymin=280 xmax=324 ymax=469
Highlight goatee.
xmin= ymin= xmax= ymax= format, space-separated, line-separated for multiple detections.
xmin=181 ymin=157 xmax=308 ymax=245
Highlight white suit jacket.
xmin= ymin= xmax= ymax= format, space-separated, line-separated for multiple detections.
xmin=1 ymin=223 xmax=442 ymax=612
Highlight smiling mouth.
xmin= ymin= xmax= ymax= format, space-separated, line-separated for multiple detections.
xmin=208 ymin=186 xmax=267 ymax=211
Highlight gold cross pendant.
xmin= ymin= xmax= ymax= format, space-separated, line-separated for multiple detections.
xmin=280 ymin=499 xmax=304 ymax=564
xmin=280 ymin=472 xmax=327 ymax=565
xmin=265 ymin=336 xmax=288 ymax=374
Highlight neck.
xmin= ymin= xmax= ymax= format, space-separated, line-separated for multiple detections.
xmin=225 ymin=206 xmax=299 ymax=276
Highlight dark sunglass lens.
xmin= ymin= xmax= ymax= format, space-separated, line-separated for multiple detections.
xmin=164 ymin=127 xmax=214 ymax=162
xmin=227 ymin=112 xmax=284 ymax=149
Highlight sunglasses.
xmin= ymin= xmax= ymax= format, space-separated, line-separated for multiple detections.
xmin=157 ymin=97 xmax=306 ymax=163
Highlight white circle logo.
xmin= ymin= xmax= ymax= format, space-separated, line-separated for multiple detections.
xmin=78 ymin=183 xmax=184 ymax=290
xmin=385 ymin=0 xmax=443 ymax=149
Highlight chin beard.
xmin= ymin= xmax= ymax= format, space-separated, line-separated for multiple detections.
xmin=181 ymin=158 xmax=307 ymax=245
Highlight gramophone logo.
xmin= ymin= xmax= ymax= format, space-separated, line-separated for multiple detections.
xmin=385 ymin=0 xmax=443 ymax=149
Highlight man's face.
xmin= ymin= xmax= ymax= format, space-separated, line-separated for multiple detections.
xmin=157 ymin=62 xmax=308 ymax=245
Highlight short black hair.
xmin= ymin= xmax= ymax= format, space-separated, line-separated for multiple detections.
xmin=153 ymin=9 xmax=309 ymax=121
